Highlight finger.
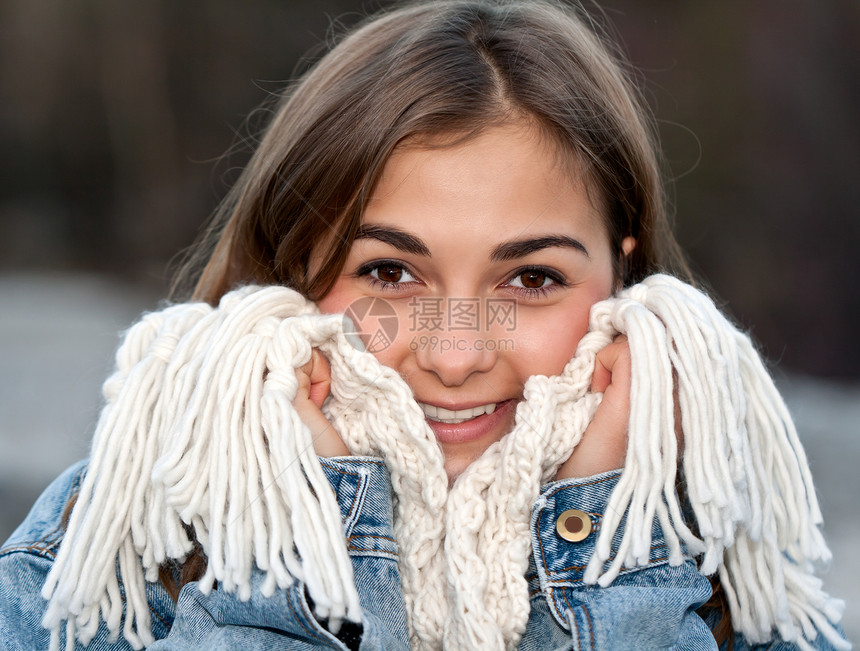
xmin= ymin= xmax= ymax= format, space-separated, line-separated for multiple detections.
xmin=296 ymin=349 xmax=332 ymax=408
xmin=590 ymin=336 xmax=629 ymax=394
xmin=556 ymin=338 xmax=631 ymax=479
xmin=293 ymin=397 xmax=349 ymax=457
xmin=555 ymin=395 xmax=629 ymax=479
xmin=306 ymin=349 xmax=332 ymax=408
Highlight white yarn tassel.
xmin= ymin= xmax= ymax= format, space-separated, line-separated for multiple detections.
xmin=580 ymin=275 xmax=847 ymax=649
xmin=41 ymin=286 xmax=362 ymax=649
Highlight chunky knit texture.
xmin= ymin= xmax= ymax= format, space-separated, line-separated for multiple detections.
xmin=41 ymin=276 xmax=847 ymax=650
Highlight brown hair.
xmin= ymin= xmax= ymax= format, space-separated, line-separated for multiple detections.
xmin=171 ymin=0 xmax=690 ymax=305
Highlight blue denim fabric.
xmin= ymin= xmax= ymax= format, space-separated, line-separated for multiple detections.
xmin=1 ymin=460 xmax=848 ymax=650
xmin=521 ymin=472 xmax=715 ymax=650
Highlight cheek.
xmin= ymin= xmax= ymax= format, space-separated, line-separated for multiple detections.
xmin=316 ymin=286 xmax=353 ymax=315
xmin=317 ymin=286 xmax=412 ymax=370
xmin=510 ymin=312 xmax=590 ymax=378
xmin=508 ymin=278 xmax=613 ymax=378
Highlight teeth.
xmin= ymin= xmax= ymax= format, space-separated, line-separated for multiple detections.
xmin=419 ymin=402 xmax=498 ymax=423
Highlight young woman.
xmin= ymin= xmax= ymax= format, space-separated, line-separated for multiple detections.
xmin=1 ymin=1 xmax=848 ymax=649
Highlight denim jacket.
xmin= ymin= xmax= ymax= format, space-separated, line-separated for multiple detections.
xmin=0 ymin=458 xmax=847 ymax=650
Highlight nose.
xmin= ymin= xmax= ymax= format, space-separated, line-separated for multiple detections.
xmin=412 ymin=328 xmax=497 ymax=387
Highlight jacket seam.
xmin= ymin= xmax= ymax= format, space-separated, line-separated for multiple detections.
xmin=549 ymin=548 xmax=669 ymax=576
xmin=570 ymin=597 xmax=581 ymax=648
xmin=542 ymin=474 xmax=617 ymax=499
xmin=324 ymin=465 xmax=362 ymax=507
xmin=321 ymin=458 xmax=386 ymax=468
xmin=288 ymin=589 xmax=327 ymax=643
xmin=0 ymin=537 xmax=62 ymax=560
xmin=346 ymin=533 xmax=395 ymax=543
xmin=149 ymin=599 xmax=171 ymax=629
xmin=536 ymin=506 xmax=669 ymax=580
xmin=338 ymin=468 xmax=364 ymax=537
xmin=582 ymin=603 xmax=595 ymax=649
xmin=562 ymin=588 xmax=577 ymax=642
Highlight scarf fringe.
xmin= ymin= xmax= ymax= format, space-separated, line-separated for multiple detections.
xmin=579 ymin=276 xmax=846 ymax=650
xmin=40 ymin=276 xmax=846 ymax=650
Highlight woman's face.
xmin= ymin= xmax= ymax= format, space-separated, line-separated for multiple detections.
xmin=316 ymin=123 xmax=628 ymax=482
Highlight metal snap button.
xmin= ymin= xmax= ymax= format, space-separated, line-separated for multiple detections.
xmin=556 ymin=508 xmax=592 ymax=542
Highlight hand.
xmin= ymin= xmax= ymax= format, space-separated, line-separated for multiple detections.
xmin=555 ymin=337 xmax=631 ymax=480
xmin=293 ymin=348 xmax=350 ymax=457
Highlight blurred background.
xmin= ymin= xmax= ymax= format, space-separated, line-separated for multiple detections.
xmin=1 ymin=0 xmax=857 ymax=642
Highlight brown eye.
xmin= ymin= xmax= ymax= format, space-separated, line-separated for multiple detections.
xmin=505 ymin=267 xmax=565 ymax=295
xmin=365 ymin=263 xmax=416 ymax=286
xmin=518 ymin=270 xmax=547 ymax=289
xmin=376 ymin=264 xmax=403 ymax=283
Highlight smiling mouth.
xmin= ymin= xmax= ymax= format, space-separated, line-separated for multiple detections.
xmin=417 ymin=402 xmax=498 ymax=424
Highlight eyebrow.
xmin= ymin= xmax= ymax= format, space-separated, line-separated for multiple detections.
xmin=354 ymin=225 xmax=589 ymax=260
xmin=354 ymin=224 xmax=431 ymax=256
xmin=490 ymin=235 xmax=589 ymax=261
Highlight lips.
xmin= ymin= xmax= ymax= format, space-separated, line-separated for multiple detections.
xmin=418 ymin=399 xmax=515 ymax=444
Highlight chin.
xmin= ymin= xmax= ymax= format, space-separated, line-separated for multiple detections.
xmin=443 ymin=454 xmax=480 ymax=487
xmin=444 ymin=463 xmax=460 ymax=487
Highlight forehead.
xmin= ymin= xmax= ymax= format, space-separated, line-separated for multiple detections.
xmin=364 ymin=122 xmax=604 ymax=238
xmin=392 ymin=120 xmax=584 ymax=183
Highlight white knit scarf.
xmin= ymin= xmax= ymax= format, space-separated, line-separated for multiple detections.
xmin=40 ymin=275 xmax=847 ymax=650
